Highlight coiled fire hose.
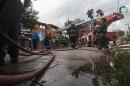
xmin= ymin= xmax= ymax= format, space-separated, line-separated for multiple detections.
xmin=0 ymin=31 xmax=55 ymax=86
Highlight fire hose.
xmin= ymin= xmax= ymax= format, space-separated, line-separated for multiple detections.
xmin=0 ymin=31 xmax=55 ymax=86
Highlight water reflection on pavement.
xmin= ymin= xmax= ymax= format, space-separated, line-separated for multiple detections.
xmin=43 ymin=50 xmax=109 ymax=86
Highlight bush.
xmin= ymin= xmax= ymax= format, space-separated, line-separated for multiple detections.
xmin=112 ymin=49 xmax=130 ymax=86
xmin=120 ymin=37 xmax=130 ymax=45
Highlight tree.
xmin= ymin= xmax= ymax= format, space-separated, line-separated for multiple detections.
xmin=21 ymin=6 xmax=39 ymax=30
xmin=113 ymin=29 xmax=125 ymax=37
xmin=118 ymin=30 xmax=125 ymax=37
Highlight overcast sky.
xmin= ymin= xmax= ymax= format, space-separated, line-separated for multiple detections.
xmin=32 ymin=0 xmax=130 ymax=31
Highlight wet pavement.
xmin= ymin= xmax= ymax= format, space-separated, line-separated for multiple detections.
xmin=0 ymin=55 xmax=49 ymax=75
xmin=42 ymin=48 xmax=108 ymax=86
xmin=0 ymin=48 xmax=113 ymax=86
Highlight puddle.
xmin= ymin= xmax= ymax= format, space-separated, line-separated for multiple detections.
xmin=42 ymin=53 xmax=111 ymax=86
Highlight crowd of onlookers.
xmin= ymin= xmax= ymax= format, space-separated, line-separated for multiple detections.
xmin=28 ymin=22 xmax=77 ymax=50
xmin=31 ymin=24 xmax=56 ymax=50
xmin=31 ymin=31 xmax=69 ymax=50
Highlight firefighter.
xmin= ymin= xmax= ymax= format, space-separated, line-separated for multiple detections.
xmin=0 ymin=0 xmax=31 ymax=65
xmin=68 ymin=24 xmax=78 ymax=48
xmin=96 ymin=18 xmax=109 ymax=50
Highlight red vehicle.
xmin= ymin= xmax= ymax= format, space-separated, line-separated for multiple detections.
xmin=79 ymin=12 xmax=124 ymax=47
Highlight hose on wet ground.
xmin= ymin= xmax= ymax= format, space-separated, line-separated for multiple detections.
xmin=0 ymin=31 xmax=56 ymax=86
xmin=0 ymin=30 xmax=58 ymax=65
xmin=0 ymin=52 xmax=55 ymax=86
xmin=9 ymin=58 xmax=60 ymax=74
xmin=0 ymin=31 xmax=50 ymax=56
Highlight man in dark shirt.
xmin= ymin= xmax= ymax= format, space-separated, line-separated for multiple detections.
xmin=68 ymin=24 xmax=78 ymax=48
xmin=96 ymin=18 xmax=109 ymax=50
xmin=0 ymin=0 xmax=31 ymax=65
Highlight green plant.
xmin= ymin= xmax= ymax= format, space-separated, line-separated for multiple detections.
xmin=113 ymin=49 xmax=130 ymax=86
xmin=21 ymin=6 xmax=39 ymax=30
xmin=120 ymin=37 xmax=130 ymax=44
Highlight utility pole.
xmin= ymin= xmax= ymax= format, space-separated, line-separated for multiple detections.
xmin=117 ymin=0 xmax=120 ymax=12
xmin=128 ymin=24 xmax=130 ymax=36
xmin=125 ymin=23 xmax=130 ymax=37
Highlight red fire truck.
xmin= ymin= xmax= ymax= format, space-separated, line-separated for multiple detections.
xmin=79 ymin=12 xmax=124 ymax=47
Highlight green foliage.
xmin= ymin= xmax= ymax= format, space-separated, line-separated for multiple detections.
xmin=21 ymin=7 xmax=38 ymax=30
xmin=112 ymin=29 xmax=125 ymax=37
xmin=118 ymin=30 xmax=125 ymax=37
xmin=113 ymin=49 xmax=130 ymax=86
xmin=110 ymin=49 xmax=130 ymax=86
xmin=120 ymin=37 xmax=130 ymax=44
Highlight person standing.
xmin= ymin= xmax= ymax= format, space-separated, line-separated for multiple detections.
xmin=0 ymin=0 xmax=31 ymax=65
xmin=32 ymin=30 xmax=39 ymax=50
xmin=96 ymin=18 xmax=109 ymax=50
xmin=44 ymin=32 xmax=50 ymax=49
xmin=40 ymin=29 xmax=45 ymax=49
xmin=68 ymin=24 xmax=78 ymax=48
xmin=32 ymin=23 xmax=42 ymax=50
